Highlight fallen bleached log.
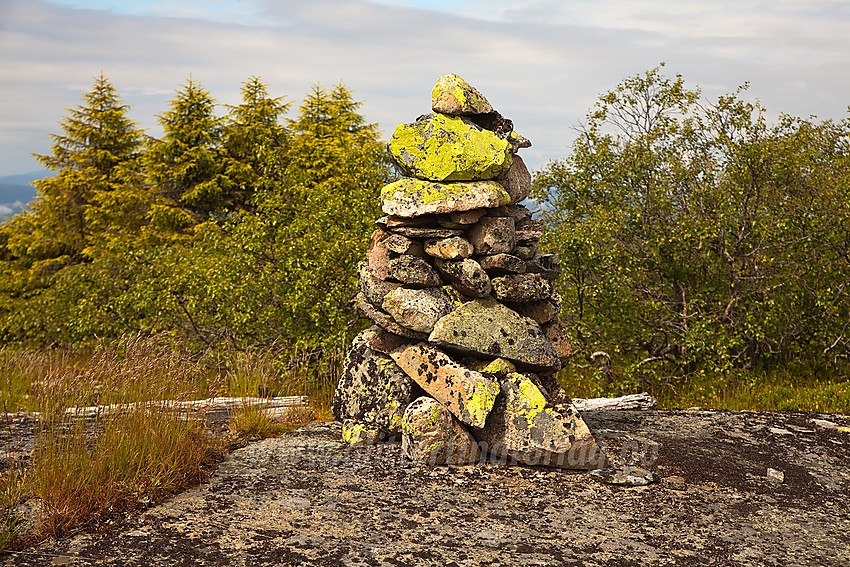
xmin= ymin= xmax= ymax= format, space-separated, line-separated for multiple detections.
xmin=572 ymin=393 xmax=657 ymax=412
xmin=59 ymin=395 xmax=311 ymax=422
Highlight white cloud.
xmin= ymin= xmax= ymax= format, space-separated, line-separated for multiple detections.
xmin=0 ymin=0 xmax=848 ymax=177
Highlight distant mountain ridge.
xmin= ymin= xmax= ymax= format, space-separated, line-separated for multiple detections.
xmin=0 ymin=171 xmax=45 ymax=218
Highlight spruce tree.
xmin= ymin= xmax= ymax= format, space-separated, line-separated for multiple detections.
xmin=0 ymin=74 xmax=145 ymax=342
xmin=145 ymin=79 xmax=233 ymax=230
xmin=224 ymin=77 xmax=291 ymax=210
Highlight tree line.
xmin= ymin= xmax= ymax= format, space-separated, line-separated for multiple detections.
xmin=0 ymin=75 xmax=394 ymax=355
xmin=3 ymin=68 xmax=849 ymax=386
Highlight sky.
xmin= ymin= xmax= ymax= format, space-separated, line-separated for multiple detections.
xmin=0 ymin=0 xmax=849 ymax=177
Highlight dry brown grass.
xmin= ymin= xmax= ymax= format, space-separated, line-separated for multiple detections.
xmin=0 ymin=334 xmax=343 ymax=551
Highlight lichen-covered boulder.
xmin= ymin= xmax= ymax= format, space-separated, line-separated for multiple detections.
xmin=341 ymin=419 xmax=383 ymax=446
xmin=333 ymin=328 xmax=420 ymax=440
xmin=429 ymin=297 xmax=560 ymax=371
xmin=431 ymin=74 xmax=493 ymax=115
xmin=401 ymin=396 xmax=482 ymax=465
xmin=389 ymin=342 xmax=500 ymax=429
xmin=424 ymin=236 xmax=473 ymax=260
xmin=491 ymin=273 xmax=553 ymax=303
xmin=382 ymin=286 xmax=455 ymax=334
xmin=433 ymin=258 xmax=492 ymax=298
xmin=389 ymin=113 xmax=512 ymax=182
xmin=472 ymin=372 xmax=606 ymax=469
xmin=381 ymin=178 xmax=511 ymax=218
xmin=468 ymin=216 xmax=516 ymax=255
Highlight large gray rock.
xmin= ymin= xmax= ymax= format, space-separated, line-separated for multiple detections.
xmin=381 ymin=178 xmax=511 ymax=218
xmin=389 ymin=113 xmax=511 ymax=182
xmin=497 ymin=154 xmax=531 ymax=204
xmin=382 ymin=287 xmax=455 ymax=334
xmin=472 ymin=372 xmax=606 ymax=469
xmin=333 ymin=328 xmax=420 ymax=439
xmin=428 ymin=297 xmax=560 ymax=371
xmin=389 ymin=342 xmax=500 ymax=429
xmin=401 ymin=396 xmax=482 ymax=465
xmin=431 ymin=74 xmax=493 ymax=115
xmin=434 ymin=258 xmax=492 ymax=298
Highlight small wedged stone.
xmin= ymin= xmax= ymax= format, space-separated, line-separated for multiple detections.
xmin=382 ymin=286 xmax=455 ymax=334
xmin=333 ymin=328 xmax=421 ymax=438
xmin=448 ymin=208 xmax=487 ymax=225
xmin=429 ymin=297 xmax=560 ymax=371
xmin=497 ymin=154 xmax=531 ymax=204
xmin=355 ymin=293 xmax=429 ymax=340
xmin=475 ymin=357 xmax=517 ymax=377
xmin=389 ymin=113 xmax=511 ymax=182
xmin=507 ymin=130 xmax=532 ymax=152
xmin=388 ymin=225 xmax=465 ymax=239
xmin=468 ymin=216 xmax=516 ymax=255
xmin=431 ymin=73 xmax=493 ymax=115
xmin=385 ymin=255 xmax=443 ymax=287
xmin=424 ymin=236 xmax=473 ymax=260
xmin=378 ymin=214 xmax=437 ymax=228
xmin=477 ymin=253 xmax=527 ymax=275
xmin=361 ymin=326 xmax=412 ymax=355
xmin=507 ymin=292 xmax=561 ymax=325
xmin=542 ymin=317 xmax=573 ymax=362
xmin=401 ymin=397 xmax=482 ymax=465
xmin=434 ymin=258 xmax=492 ymax=298
xmin=491 ymin=274 xmax=553 ymax=302
xmin=366 ymin=229 xmax=394 ymax=280
xmin=526 ymin=253 xmax=561 ymax=280
xmin=381 ymin=178 xmax=511 ymax=218
xmin=472 ymin=372 xmax=606 ymax=469
xmin=487 ymin=203 xmax=532 ymax=225
xmin=384 ymin=233 xmax=421 ymax=256
xmin=515 ymin=229 xmax=543 ymax=245
xmin=390 ymin=342 xmax=500 ymax=429
xmin=358 ymin=261 xmax=402 ymax=306
xmin=514 ymin=245 xmax=536 ymax=260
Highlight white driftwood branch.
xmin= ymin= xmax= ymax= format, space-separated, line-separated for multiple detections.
xmin=573 ymin=393 xmax=657 ymax=412
xmin=0 ymin=396 xmax=311 ymax=423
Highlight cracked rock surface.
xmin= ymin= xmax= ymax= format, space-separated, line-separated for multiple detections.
xmin=5 ymin=409 xmax=850 ymax=566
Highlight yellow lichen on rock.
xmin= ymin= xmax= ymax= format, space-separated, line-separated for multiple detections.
xmin=431 ymin=74 xmax=493 ymax=115
xmin=388 ymin=113 xmax=511 ymax=182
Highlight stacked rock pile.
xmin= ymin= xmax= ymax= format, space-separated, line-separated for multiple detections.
xmin=333 ymin=75 xmax=605 ymax=469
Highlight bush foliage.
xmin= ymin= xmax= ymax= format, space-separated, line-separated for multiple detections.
xmin=532 ymin=65 xmax=850 ymax=384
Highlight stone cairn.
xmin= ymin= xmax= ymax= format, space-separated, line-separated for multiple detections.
xmin=333 ymin=74 xmax=606 ymax=469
